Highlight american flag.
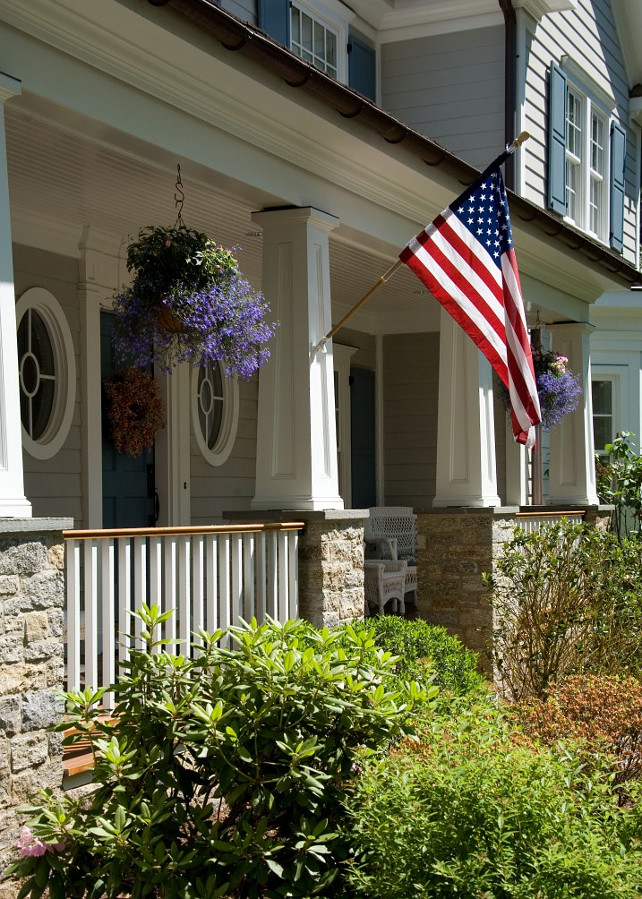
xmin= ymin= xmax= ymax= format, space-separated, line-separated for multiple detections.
xmin=399 ymin=167 xmax=541 ymax=446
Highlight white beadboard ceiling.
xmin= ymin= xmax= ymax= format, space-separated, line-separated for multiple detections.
xmin=5 ymin=101 xmax=440 ymax=335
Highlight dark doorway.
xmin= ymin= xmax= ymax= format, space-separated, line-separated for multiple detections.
xmin=350 ymin=366 xmax=376 ymax=508
xmin=101 ymin=311 xmax=156 ymax=528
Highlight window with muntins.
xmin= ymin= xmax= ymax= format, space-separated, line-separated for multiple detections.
xmin=564 ymin=85 xmax=608 ymax=240
xmin=291 ymin=4 xmax=338 ymax=78
xmin=191 ymin=360 xmax=239 ymax=466
xmin=16 ymin=287 xmax=76 ymax=460
xmin=548 ymin=62 xmax=626 ymax=252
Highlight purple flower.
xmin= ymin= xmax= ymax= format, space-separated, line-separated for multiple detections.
xmin=532 ymin=349 xmax=582 ymax=428
xmin=498 ymin=347 xmax=582 ymax=429
xmin=112 ymin=263 xmax=277 ymax=378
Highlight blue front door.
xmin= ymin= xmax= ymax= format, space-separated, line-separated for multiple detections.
xmin=101 ymin=311 xmax=156 ymax=528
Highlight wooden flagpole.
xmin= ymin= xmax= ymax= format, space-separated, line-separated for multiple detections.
xmin=312 ymin=132 xmax=530 ymax=354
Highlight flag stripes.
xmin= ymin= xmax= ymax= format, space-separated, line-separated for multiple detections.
xmin=400 ymin=167 xmax=541 ymax=445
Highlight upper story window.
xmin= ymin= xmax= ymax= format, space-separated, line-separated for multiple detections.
xmin=564 ymin=86 xmax=608 ymax=240
xmin=291 ymin=4 xmax=339 ymax=79
xmin=548 ymin=62 xmax=627 ymax=253
xmin=258 ymin=0 xmax=376 ymax=101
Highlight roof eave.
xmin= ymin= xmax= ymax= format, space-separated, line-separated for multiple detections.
xmin=148 ymin=0 xmax=640 ymax=288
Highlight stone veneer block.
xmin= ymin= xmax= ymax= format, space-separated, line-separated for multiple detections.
xmin=0 ymin=518 xmax=71 ymax=876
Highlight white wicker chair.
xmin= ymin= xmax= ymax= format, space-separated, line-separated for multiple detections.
xmin=364 ymin=560 xmax=408 ymax=616
xmin=364 ymin=507 xmax=418 ymax=606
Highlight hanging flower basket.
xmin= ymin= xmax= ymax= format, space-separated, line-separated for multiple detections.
xmin=104 ymin=367 xmax=165 ymax=457
xmin=531 ymin=347 xmax=582 ymax=428
xmin=500 ymin=345 xmax=582 ymax=429
xmin=111 ymin=224 xmax=277 ymax=377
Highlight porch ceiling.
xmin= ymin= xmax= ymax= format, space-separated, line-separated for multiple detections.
xmin=6 ymin=100 xmax=440 ymax=336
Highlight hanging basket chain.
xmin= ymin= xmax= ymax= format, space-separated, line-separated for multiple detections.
xmin=174 ymin=164 xmax=185 ymax=228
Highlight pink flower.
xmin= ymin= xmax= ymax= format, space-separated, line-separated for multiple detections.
xmin=15 ymin=826 xmax=47 ymax=857
xmin=15 ymin=826 xmax=66 ymax=858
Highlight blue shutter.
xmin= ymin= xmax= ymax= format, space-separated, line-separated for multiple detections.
xmin=609 ymin=121 xmax=626 ymax=253
xmin=348 ymin=33 xmax=376 ymax=102
xmin=547 ymin=61 xmax=567 ymax=216
xmin=258 ymin=0 xmax=290 ymax=47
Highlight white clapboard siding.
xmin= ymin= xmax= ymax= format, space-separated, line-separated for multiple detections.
xmin=64 ymin=522 xmax=303 ymax=705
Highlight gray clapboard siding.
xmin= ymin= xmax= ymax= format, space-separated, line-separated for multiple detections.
xmin=381 ymin=26 xmax=504 ymax=171
xmin=13 ymin=245 xmax=83 ymax=523
xmin=383 ymin=332 xmax=438 ymax=508
xmin=220 ymin=0 xmax=256 ymax=26
xmin=520 ymin=0 xmax=637 ymax=262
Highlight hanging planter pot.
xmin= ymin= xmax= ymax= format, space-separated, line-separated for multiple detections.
xmin=111 ymin=170 xmax=276 ymax=377
xmin=499 ymin=344 xmax=582 ymax=429
xmin=530 ymin=346 xmax=582 ymax=429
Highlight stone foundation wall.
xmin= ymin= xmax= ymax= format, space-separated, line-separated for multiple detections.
xmin=0 ymin=519 xmax=71 ymax=885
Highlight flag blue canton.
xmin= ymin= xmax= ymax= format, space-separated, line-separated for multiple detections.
xmin=451 ymin=170 xmax=513 ymax=264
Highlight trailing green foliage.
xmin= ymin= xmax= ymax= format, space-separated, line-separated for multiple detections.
xmin=5 ymin=607 xmax=433 ymax=899
xmin=596 ymin=432 xmax=642 ymax=540
xmin=484 ymin=520 xmax=642 ymax=700
xmin=344 ymin=616 xmax=485 ymax=698
xmin=344 ymin=702 xmax=642 ymax=898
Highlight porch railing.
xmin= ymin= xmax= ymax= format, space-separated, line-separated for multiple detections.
xmin=64 ymin=522 xmax=304 ymax=705
xmin=514 ymin=509 xmax=585 ymax=535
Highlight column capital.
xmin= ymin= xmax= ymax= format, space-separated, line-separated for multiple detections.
xmin=548 ymin=321 xmax=595 ymax=337
xmin=0 ymin=73 xmax=22 ymax=105
xmin=252 ymin=206 xmax=340 ymax=234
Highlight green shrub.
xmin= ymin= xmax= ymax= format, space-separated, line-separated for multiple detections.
xmin=344 ymin=702 xmax=642 ymax=898
xmin=344 ymin=616 xmax=485 ymax=698
xmin=596 ymin=432 xmax=642 ymax=540
xmin=5 ymin=607 xmax=433 ymax=899
xmin=484 ymin=520 xmax=642 ymax=700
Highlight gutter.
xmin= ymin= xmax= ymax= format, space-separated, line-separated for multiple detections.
xmin=147 ymin=0 xmax=639 ymax=288
xmin=498 ymin=0 xmax=517 ymax=190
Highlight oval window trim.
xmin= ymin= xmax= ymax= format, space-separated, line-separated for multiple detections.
xmin=16 ymin=287 xmax=76 ymax=460
xmin=191 ymin=361 xmax=239 ymax=466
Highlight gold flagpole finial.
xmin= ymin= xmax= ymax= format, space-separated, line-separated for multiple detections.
xmin=509 ymin=131 xmax=531 ymax=152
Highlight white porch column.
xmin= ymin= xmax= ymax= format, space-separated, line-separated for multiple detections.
xmin=433 ymin=309 xmax=501 ymax=507
xmin=251 ymin=207 xmax=343 ymax=511
xmin=0 ymin=74 xmax=31 ymax=517
xmin=547 ymin=322 xmax=599 ymax=505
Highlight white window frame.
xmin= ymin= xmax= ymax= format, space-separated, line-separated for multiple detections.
xmin=290 ymin=0 xmax=351 ymax=83
xmin=591 ymin=373 xmax=619 ymax=457
xmin=191 ymin=361 xmax=239 ymax=467
xmin=16 ymin=287 xmax=76 ymax=460
xmin=564 ymin=81 xmax=610 ymax=243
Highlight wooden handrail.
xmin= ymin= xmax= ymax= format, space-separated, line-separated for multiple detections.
xmin=515 ymin=510 xmax=585 ymax=519
xmin=63 ymin=522 xmax=306 ymax=540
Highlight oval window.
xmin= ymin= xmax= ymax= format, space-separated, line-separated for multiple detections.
xmin=191 ymin=361 xmax=238 ymax=466
xmin=16 ymin=288 xmax=76 ymax=460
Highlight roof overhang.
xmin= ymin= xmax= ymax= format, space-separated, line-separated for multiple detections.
xmin=148 ymin=0 xmax=639 ymax=290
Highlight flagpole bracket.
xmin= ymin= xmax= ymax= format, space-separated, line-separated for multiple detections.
xmin=312 ymin=338 xmax=328 ymax=354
